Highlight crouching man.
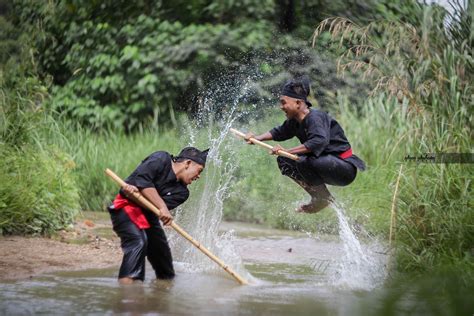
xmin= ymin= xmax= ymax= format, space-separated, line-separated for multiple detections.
xmin=108 ymin=147 xmax=208 ymax=284
xmin=246 ymin=78 xmax=365 ymax=213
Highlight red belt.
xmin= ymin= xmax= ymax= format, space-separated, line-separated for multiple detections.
xmin=112 ymin=194 xmax=150 ymax=229
xmin=339 ymin=148 xmax=353 ymax=159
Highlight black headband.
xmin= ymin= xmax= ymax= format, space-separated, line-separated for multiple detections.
xmin=175 ymin=147 xmax=209 ymax=166
xmin=280 ymin=78 xmax=313 ymax=107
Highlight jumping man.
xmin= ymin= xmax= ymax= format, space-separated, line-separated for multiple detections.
xmin=108 ymin=147 xmax=208 ymax=284
xmin=245 ymin=78 xmax=365 ymax=213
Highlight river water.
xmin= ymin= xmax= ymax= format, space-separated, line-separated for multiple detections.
xmin=0 ymin=222 xmax=391 ymax=315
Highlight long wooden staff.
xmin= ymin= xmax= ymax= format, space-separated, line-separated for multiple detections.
xmin=229 ymin=128 xmax=299 ymax=161
xmin=105 ymin=168 xmax=248 ymax=285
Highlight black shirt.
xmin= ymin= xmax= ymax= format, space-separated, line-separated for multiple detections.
xmin=270 ymin=109 xmax=351 ymax=157
xmin=121 ymin=151 xmax=189 ymax=210
xmin=270 ymin=109 xmax=366 ymax=170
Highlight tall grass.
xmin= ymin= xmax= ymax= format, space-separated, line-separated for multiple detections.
xmin=313 ymin=1 xmax=473 ymax=274
xmin=61 ymin=125 xmax=184 ymax=212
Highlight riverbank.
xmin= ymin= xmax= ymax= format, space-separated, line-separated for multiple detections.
xmin=0 ymin=212 xmax=121 ymax=281
xmin=0 ymin=213 xmax=339 ymax=282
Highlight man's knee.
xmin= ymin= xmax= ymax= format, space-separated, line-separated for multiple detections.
xmin=277 ymin=156 xmax=295 ymax=174
xmin=136 ymin=236 xmax=148 ymax=251
xmin=123 ymin=231 xmax=148 ymax=255
xmin=298 ymin=155 xmax=356 ymax=186
xmin=294 ymin=156 xmax=314 ymax=176
xmin=276 ymin=156 xmax=287 ymax=168
xmin=294 ymin=156 xmax=325 ymax=186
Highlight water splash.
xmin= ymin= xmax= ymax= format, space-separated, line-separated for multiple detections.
xmin=329 ymin=201 xmax=387 ymax=291
xmin=168 ymin=76 xmax=257 ymax=280
xmin=167 ymin=72 xmax=387 ymax=289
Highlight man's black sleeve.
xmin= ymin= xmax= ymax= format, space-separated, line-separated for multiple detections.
xmin=132 ymin=152 xmax=168 ymax=189
xmin=269 ymin=119 xmax=295 ymax=141
xmin=303 ymin=113 xmax=330 ymax=157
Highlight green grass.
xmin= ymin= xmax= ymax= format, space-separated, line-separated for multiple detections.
xmin=61 ymin=125 xmax=185 ymax=212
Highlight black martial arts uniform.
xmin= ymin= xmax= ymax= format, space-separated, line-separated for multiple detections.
xmin=270 ymin=108 xmax=365 ymax=187
xmin=108 ymin=151 xmax=189 ymax=281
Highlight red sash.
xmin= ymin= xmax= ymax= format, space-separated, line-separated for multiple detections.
xmin=339 ymin=148 xmax=353 ymax=159
xmin=112 ymin=194 xmax=150 ymax=229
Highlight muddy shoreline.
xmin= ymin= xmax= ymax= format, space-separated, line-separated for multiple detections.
xmin=0 ymin=215 xmax=337 ymax=282
xmin=0 ymin=212 xmax=122 ymax=281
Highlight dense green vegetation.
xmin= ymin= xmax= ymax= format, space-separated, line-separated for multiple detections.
xmin=0 ymin=0 xmax=472 ymax=288
xmin=0 ymin=15 xmax=79 ymax=234
xmin=10 ymin=0 xmax=393 ymax=130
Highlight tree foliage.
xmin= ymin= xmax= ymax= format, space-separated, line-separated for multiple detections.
xmin=10 ymin=0 xmax=392 ymax=130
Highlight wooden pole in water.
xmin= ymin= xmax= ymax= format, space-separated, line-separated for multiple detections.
xmin=389 ymin=164 xmax=403 ymax=247
xmin=105 ymin=168 xmax=248 ymax=285
xmin=229 ymin=128 xmax=299 ymax=161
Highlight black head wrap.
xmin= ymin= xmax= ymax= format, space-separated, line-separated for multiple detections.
xmin=174 ymin=147 xmax=209 ymax=166
xmin=280 ymin=77 xmax=313 ymax=107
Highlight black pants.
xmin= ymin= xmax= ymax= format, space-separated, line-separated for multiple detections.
xmin=109 ymin=207 xmax=175 ymax=281
xmin=277 ymin=154 xmax=357 ymax=187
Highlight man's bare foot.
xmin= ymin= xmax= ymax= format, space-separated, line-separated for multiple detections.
xmin=293 ymin=182 xmax=334 ymax=213
xmin=119 ymin=277 xmax=143 ymax=285
xmin=296 ymin=198 xmax=332 ymax=213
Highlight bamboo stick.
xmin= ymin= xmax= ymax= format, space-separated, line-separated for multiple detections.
xmin=105 ymin=168 xmax=248 ymax=285
xmin=229 ymin=128 xmax=299 ymax=161
xmin=389 ymin=164 xmax=403 ymax=247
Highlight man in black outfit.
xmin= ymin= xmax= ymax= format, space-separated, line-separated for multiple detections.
xmin=246 ymin=78 xmax=365 ymax=213
xmin=108 ymin=147 xmax=208 ymax=284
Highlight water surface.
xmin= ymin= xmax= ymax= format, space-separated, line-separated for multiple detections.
xmin=0 ymin=222 xmax=388 ymax=315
